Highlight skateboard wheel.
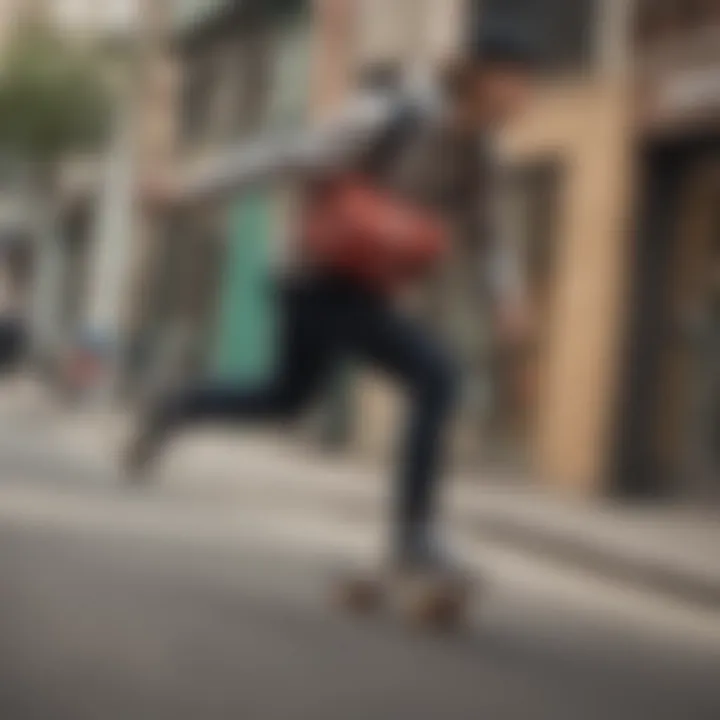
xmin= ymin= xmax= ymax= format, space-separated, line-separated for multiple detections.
xmin=334 ymin=577 xmax=383 ymax=615
xmin=404 ymin=592 xmax=467 ymax=630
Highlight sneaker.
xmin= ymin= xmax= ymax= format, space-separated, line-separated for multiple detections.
xmin=122 ymin=405 xmax=171 ymax=482
xmin=121 ymin=324 xmax=193 ymax=483
xmin=394 ymin=526 xmax=469 ymax=583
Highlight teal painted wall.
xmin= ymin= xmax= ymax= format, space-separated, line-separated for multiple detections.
xmin=210 ymin=191 xmax=278 ymax=384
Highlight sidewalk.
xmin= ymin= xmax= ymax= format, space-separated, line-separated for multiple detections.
xmin=168 ymin=432 xmax=720 ymax=612
xmin=1 ymin=378 xmax=719 ymax=612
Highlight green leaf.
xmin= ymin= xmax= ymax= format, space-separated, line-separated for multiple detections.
xmin=0 ymin=23 xmax=113 ymax=163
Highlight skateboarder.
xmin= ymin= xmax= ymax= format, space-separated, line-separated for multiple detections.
xmin=124 ymin=24 xmax=538 ymax=592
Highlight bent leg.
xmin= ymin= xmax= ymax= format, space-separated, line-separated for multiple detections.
xmin=347 ymin=298 xmax=459 ymax=562
xmin=162 ymin=370 xmax=326 ymax=427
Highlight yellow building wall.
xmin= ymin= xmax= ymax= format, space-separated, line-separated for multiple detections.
xmin=308 ymin=3 xmax=637 ymax=496
xmin=503 ymin=79 xmax=635 ymax=495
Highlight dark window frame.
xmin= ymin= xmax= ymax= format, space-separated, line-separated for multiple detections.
xmin=180 ymin=50 xmax=220 ymax=146
xmin=634 ymin=0 xmax=720 ymax=48
xmin=481 ymin=0 xmax=598 ymax=75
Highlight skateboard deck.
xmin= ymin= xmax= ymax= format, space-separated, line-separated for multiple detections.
xmin=333 ymin=569 xmax=472 ymax=630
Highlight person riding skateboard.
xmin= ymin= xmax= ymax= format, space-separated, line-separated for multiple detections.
xmin=124 ymin=24 xmax=538 ymax=587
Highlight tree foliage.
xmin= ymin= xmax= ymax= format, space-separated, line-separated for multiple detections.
xmin=0 ymin=23 xmax=113 ymax=164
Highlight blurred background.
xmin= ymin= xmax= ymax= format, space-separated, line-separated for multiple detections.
xmin=0 ymin=2 xmax=718 ymax=719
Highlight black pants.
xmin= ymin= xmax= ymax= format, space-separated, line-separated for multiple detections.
xmin=0 ymin=318 xmax=24 ymax=374
xmin=167 ymin=275 xmax=458 ymax=555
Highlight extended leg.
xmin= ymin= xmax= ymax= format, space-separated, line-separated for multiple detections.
xmin=123 ymin=280 xmax=340 ymax=477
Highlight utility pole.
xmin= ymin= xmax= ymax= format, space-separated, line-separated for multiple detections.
xmin=81 ymin=0 xmax=178 ymax=401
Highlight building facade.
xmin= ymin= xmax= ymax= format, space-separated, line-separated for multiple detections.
xmin=614 ymin=0 xmax=720 ymax=501
xmin=499 ymin=0 xmax=636 ymax=495
xmin=486 ymin=0 xmax=720 ymax=502
xmin=134 ymin=0 xmax=313 ymax=387
xmin=312 ymin=0 xmax=638 ymax=498
xmin=126 ymin=0 xmax=719 ymax=503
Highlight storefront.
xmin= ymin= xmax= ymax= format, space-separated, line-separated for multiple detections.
xmin=614 ymin=28 xmax=720 ymax=501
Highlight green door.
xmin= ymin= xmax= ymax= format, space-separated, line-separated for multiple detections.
xmin=210 ymin=191 xmax=278 ymax=384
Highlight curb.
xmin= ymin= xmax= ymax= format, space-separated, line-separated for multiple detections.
xmin=458 ymin=511 xmax=720 ymax=614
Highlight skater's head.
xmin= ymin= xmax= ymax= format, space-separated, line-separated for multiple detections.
xmin=446 ymin=22 xmax=538 ymax=130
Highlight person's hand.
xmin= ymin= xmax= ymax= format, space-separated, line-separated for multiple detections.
xmin=494 ymin=300 xmax=538 ymax=413
xmin=139 ymin=171 xmax=183 ymax=210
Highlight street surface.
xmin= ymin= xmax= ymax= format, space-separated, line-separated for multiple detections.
xmin=0 ymin=422 xmax=719 ymax=720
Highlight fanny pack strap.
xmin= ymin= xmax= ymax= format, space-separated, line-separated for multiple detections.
xmin=356 ymin=99 xmax=424 ymax=181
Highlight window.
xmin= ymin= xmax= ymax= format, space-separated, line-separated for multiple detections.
xmin=222 ymin=12 xmax=311 ymax=140
xmin=506 ymin=161 xmax=563 ymax=308
xmin=267 ymin=17 xmax=312 ymax=132
xmin=482 ymin=0 xmax=597 ymax=74
xmin=634 ymin=0 xmax=720 ymax=48
xmin=181 ymin=53 xmax=219 ymax=145
xmin=227 ymin=30 xmax=273 ymax=140
xmin=487 ymin=159 xmax=563 ymax=456
xmin=673 ymin=0 xmax=720 ymax=30
xmin=356 ymin=62 xmax=403 ymax=92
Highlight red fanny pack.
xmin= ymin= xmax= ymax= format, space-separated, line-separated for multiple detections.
xmin=302 ymin=176 xmax=448 ymax=291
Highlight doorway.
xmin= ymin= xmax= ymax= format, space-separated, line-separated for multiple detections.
xmin=615 ymin=138 xmax=720 ymax=500
xmin=660 ymin=157 xmax=720 ymax=499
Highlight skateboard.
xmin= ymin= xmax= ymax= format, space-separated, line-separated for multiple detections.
xmin=333 ymin=569 xmax=472 ymax=630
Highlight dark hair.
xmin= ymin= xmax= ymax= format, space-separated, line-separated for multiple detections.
xmin=467 ymin=22 xmax=540 ymax=70
xmin=442 ymin=22 xmax=538 ymax=98
xmin=357 ymin=62 xmax=402 ymax=92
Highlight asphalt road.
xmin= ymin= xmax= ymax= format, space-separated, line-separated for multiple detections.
xmin=0 ymin=442 xmax=719 ymax=720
